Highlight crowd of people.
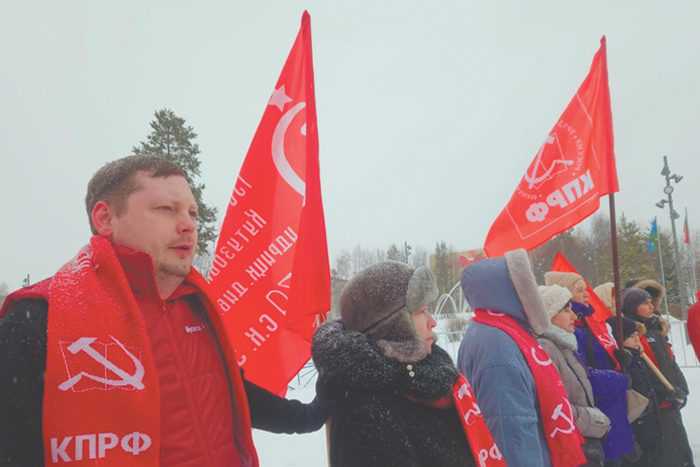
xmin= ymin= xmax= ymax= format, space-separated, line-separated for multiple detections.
xmin=0 ymin=154 xmax=696 ymax=466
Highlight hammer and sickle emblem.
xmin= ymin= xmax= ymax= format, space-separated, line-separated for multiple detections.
xmin=531 ymin=345 xmax=553 ymax=366
xmin=456 ymin=383 xmax=481 ymax=425
xmin=523 ymin=133 xmax=574 ymax=189
xmin=549 ymin=400 xmax=576 ymax=438
xmin=598 ymin=331 xmax=616 ymax=348
xmin=58 ymin=336 xmax=145 ymax=391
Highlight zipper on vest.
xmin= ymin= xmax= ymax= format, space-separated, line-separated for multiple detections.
xmin=161 ymin=300 xmax=215 ymax=466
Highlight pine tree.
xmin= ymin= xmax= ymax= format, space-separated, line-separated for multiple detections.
xmin=617 ymin=214 xmax=653 ymax=283
xmin=433 ymin=241 xmax=450 ymax=294
xmin=657 ymin=229 xmax=679 ymax=305
xmin=386 ymin=244 xmax=404 ymax=261
xmin=132 ymin=109 xmax=217 ymax=256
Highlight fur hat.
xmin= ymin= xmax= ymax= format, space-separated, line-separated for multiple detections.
xmin=620 ymin=288 xmax=652 ymax=318
xmin=606 ymin=316 xmax=639 ymax=342
xmin=538 ymin=285 xmax=573 ymax=320
xmin=626 ymin=279 xmax=665 ymax=311
xmin=593 ymin=282 xmax=615 ymax=314
xmin=545 ymin=271 xmax=585 ymax=291
xmin=339 ymin=261 xmax=439 ymax=363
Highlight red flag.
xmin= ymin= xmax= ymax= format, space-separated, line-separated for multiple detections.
xmin=684 ymin=212 xmax=690 ymax=245
xmin=208 ymin=11 xmax=330 ymax=395
xmin=484 ymin=37 xmax=618 ymax=257
xmin=551 ymin=252 xmax=612 ymax=322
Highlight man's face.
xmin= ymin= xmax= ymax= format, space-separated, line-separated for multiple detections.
xmin=109 ymin=173 xmax=198 ymax=279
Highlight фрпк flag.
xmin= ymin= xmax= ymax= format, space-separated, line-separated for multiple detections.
xmin=484 ymin=37 xmax=618 ymax=257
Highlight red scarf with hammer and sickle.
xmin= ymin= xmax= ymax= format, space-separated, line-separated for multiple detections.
xmin=406 ymin=373 xmax=506 ymax=467
xmin=2 ymin=236 xmax=258 ymax=466
xmin=473 ymin=309 xmax=586 ymax=467
xmin=575 ymin=315 xmax=620 ymax=371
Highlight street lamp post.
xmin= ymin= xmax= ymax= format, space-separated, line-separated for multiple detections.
xmin=655 ymin=155 xmax=686 ymax=320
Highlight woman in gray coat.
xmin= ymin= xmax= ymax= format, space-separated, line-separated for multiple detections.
xmin=537 ymin=285 xmax=611 ymax=467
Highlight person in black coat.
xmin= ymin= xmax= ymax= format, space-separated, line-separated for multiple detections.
xmin=609 ymin=316 xmax=662 ymax=467
xmin=620 ymin=287 xmax=695 ymax=467
xmin=312 ymin=261 xmax=477 ymax=467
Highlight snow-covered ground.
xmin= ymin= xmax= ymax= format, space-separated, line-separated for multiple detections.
xmin=252 ymin=321 xmax=700 ymax=466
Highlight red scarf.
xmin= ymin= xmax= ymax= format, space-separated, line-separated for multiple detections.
xmin=4 ymin=237 xmax=258 ymax=466
xmin=473 ymin=309 xmax=586 ymax=467
xmin=453 ymin=374 xmax=507 ymax=467
xmin=575 ymin=316 xmax=620 ymax=371
xmin=406 ymin=375 xmax=506 ymax=467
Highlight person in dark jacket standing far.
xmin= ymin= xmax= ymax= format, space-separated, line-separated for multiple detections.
xmin=607 ymin=316 xmax=661 ymax=467
xmin=0 ymin=155 xmax=330 ymax=467
xmin=620 ymin=287 xmax=695 ymax=467
xmin=313 ymin=260 xmax=491 ymax=467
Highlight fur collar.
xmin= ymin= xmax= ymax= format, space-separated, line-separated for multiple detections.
xmin=505 ymin=249 xmax=550 ymax=335
xmin=541 ymin=324 xmax=578 ymax=351
xmin=312 ymin=319 xmax=458 ymax=402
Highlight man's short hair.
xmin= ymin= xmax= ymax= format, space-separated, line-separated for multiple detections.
xmin=86 ymin=155 xmax=187 ymax=234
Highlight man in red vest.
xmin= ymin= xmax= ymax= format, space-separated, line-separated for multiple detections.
xmin=0 ymin=155 xmax=329 ymax=466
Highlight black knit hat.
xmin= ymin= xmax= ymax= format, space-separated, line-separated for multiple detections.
xmin=606 ymin=316 xmax=639 ymax=341
xmin=620 ymin=288 xmax=652 ymax=318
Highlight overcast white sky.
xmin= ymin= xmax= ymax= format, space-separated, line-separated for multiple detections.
xmin=1 ymin=1 xmax=699 ymax=292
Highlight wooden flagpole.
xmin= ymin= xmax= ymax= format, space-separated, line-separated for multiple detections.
xmin=609 ymin=194 xmax=624 ymax=346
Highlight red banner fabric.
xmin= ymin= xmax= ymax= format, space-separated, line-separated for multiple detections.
xmin=551 ymin=252 xmax=612 ymax=322
xmin=484 ymin=37 xmax=618 ymax=258
xmin=208 ymin=11 xmax=330 ymax=395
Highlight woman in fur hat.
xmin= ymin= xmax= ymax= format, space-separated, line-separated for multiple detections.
xmin=620 ymin=288 xmax=694 ymax=467
xmin=537 ymin=285 xmax=611 ymax=467
xmin=545 ymin=272 xmax=634 ymax=465
xmin=312 ymin=261 xmax=490 ymax=467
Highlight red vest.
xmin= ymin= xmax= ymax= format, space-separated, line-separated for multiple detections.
xmin=118 ymin=247 xmax=243 ymax=466
xmin=2 ymin=244 xmax=257 ymax=467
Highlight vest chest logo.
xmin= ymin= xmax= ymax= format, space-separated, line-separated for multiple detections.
xmin=184 ymin=322 xmax=211 ymax=334
xmin=58 ymin=336 xmax=145 ymax=392
xmin=50 ymin=431 xmax=151 ymax=463
xmin=647 ymin=336 xmax=656 ymax=343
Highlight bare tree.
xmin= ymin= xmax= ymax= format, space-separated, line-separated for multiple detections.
xmin=410 ymin=246 xmax=429 ymax=268
xmin=333 ymin=250 xmax=352 ymax=279
xmin=350 ymin=244 xmax=378 ymax=276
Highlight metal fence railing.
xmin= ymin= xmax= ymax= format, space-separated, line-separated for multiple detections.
xmin=665 ymin=319 xmax=699 ymax=368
